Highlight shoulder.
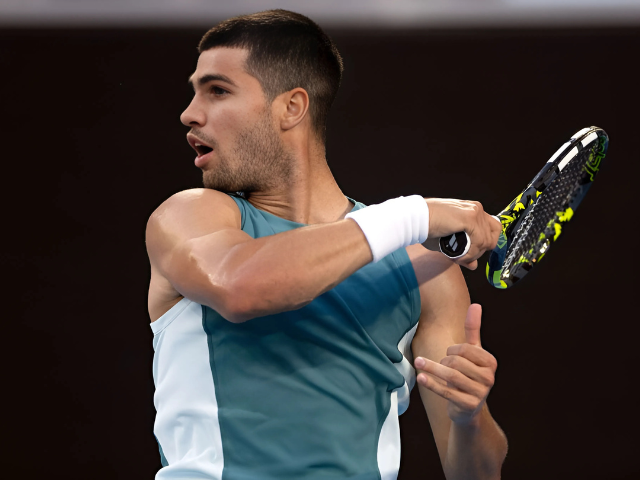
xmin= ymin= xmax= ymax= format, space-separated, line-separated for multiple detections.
xmin=146 ymin=189 xmax=242 ymax=258
xmin=149 ymin=188 xmax=240 ymax=224
xmin=147 ymin=189 xmax=241 ymax=236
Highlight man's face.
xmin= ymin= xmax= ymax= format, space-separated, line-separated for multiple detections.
xmin=181 ymin=47 xmax=292 ymax=193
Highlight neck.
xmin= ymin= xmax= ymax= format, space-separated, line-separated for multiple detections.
xmin=246 ymin=141 xmax=353 ymax=225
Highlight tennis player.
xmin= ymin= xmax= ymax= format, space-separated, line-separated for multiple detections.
xmin=146 ymin=9 xmax=507 ymax=480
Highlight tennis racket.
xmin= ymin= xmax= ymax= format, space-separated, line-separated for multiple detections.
xmin=439 ymin=126 xmax=609 ymax=289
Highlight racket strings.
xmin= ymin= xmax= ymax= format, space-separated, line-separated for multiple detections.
xmin=503 ymin=146 xmax=592 ymax=275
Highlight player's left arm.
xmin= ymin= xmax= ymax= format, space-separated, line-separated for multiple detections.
xmin=407 ymin=244 xmax=508 ymax=480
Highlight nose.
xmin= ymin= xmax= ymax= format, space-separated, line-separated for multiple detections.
xmin=180 ymin=96 xmax=206 ymax=127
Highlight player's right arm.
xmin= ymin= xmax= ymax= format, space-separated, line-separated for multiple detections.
xmin=146 ymin=189 xmax=499 ymax=323
xmin=146 ymin=188 xmax=373 ymax=323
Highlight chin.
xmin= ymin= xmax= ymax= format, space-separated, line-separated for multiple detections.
xmin=202 ymin=176 xmax=244 ymax=193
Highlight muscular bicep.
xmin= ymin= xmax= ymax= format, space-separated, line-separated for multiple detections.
xmin=406 ymin=244 xmax=470 ymax=464
xmin=146 ymin=189 xmax=253 ymax=318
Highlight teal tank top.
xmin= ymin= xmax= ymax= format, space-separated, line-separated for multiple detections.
xmin=200 ymin=194 xmax=421 ymax=479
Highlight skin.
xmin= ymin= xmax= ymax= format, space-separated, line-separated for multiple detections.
xmin=407 ymin=254 xmax=508 ymax=479
xmin=146 ymin=46 xmax=507 ymax=479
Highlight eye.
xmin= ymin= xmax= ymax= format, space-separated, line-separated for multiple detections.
xmin=210 ymin=86 xmax=228 ymax=96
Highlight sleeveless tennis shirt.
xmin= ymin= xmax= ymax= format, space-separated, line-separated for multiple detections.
xmin=151 ymin=195 xmax=421 ymax=480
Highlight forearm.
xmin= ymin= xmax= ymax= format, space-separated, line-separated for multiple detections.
xmin=191 ymin=218 xmax=373 ymax=322
xmin=410 ymin=268 xmax=507 ymax=480
xmin=191 ymin=194 xmax=443 ymax=322
xmin=443 ymin=405 xmax=508 ymax=480
xmin=167 ymin=193 xmax=499 ymax=322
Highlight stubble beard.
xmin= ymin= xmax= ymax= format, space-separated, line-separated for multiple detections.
xmin=201 ymin=110 xmax=293 ymax=195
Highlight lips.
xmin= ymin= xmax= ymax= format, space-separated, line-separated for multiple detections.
xmin=187 ymin=134 xmax=214 ymax=155
xmin=187 ymin=134 xmax=215 ymax=167
xmin=194 ymin=143 xmax=213 ymax=156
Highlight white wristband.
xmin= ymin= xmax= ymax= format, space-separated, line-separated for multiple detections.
xmin=345 ymin=195 xmax=430 ymax=263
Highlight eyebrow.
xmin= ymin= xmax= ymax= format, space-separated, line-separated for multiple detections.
xmin=188 ymin=73 xmax=238 ymax=90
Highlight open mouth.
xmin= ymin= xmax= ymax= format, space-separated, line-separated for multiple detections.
xmin=195 ymin=144 xmax=214 ymax=156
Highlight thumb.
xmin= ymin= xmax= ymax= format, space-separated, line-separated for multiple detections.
xmin=465 ymin=304 xmax=482 ymax=346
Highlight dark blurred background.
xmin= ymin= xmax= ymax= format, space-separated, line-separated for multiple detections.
xmin=1 ymin=1 xmax=639 ymax=479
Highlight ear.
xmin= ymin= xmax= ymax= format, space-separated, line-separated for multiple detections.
xmin=279 ymin=88 xmax=310 ymax=132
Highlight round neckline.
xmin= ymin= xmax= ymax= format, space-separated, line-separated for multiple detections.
xmin=249 ymin=196 xmax=360 ymax=227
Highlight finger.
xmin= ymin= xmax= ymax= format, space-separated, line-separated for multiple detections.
xmin=465 ymin=304 xmax=482 ymax=346
xmin=471 ymin=213 xmax=501 ymax=254
xmin=461 ymin=215 xmax=499 ymax=261
xmin=416 ymin=372 xmax=479 ymax=411
xmin=440 ymin=354 xmax=495 ymax=387
xmin=488 ymin=214 xmax=502 ymax=248
xmin=415 ymin=357 xmax=484 ymax=396
xmin=416 ymin=370 xmax=447 ymax=387
xmin=456 ymin=243 xmax=485 ymax=269
xmin=446 ymin=343 xmax=498 ymax=370
xmin=458 ymin=259 xmax=478 ymax=270
xmin=415 ymin=357 xmax=448 ymax=386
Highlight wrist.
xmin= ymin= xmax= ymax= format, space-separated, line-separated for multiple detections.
xmin=424 ymin=198 xmax=442 ymax=239
xmin=424 ymin=198 xmax=473 ymax=239
xmin=451 ymin=404 xmax=489 ymax=431
xmin=451 ymin=412 xmax=483 ymax=431
xmin=345 ymin=195 xmax=429 ymax=262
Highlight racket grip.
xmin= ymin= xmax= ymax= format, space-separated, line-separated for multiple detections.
xmin=439 ymin=216 xmax=501 ymax=259
xmin=439 ymin=232 xmax=470 ymax=259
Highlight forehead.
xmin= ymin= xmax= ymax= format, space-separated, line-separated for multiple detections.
xmin=190 ymin=47 xmax=257 ymax=89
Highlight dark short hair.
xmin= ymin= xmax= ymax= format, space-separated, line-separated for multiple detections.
xmin=198 ymin=9 xmax=343 ymax=143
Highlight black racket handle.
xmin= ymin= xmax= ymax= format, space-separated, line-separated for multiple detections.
xmin=439 ymin=232 xmax=470 ymax=258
